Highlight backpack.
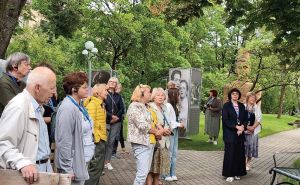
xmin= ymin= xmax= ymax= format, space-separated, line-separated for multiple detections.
xmin=49 ymin=102 xmax=61 ymax=143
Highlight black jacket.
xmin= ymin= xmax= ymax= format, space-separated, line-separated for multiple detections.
xmin=105 ymin=91 xmax=124 ymax=124
xmin=222 ymin=101 xmax=247 ymax=143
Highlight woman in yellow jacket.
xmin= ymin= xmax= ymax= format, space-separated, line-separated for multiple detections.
xmin=84 ymin=84 xmax=108 ymax=185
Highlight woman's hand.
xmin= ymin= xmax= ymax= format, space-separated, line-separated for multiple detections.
xmin=163 ymin=128 xmax=171 ymax=136
xmin=236 ymin=125 xmax=244 ymax=131
xmin=237 ymin=130 xmax=243 ymax=136
xmin=247 ymin=126 xmax=255 ymax=132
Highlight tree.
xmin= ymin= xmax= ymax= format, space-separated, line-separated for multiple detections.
xmin=0 ymin=0 xmax=27 ymax=58
xmin=224 ymin=0 xmax=300 ymax=68
xmin=32 ymin=0 xmax=82 ymax=38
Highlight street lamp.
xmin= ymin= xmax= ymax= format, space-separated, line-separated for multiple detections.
xmin=82 ymin=41 xmax=98 ymax=90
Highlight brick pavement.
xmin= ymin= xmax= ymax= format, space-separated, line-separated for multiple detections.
xmin=100 ymin=128 xmax=300 ymax=185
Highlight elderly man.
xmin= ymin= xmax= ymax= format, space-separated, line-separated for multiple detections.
xmin=0 ymin=66 xmax=56 ymax=184
xmin=0 ymin=52 xmax=32 ymax=116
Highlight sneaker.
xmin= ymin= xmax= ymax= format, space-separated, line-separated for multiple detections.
xmin=234 ymin=176 xmax=241 ymax=180
xmin=171 ymin=176 xmax=178 ymax=181
xmin=226 ymin=177 xmax=234 ymax=182
xmin=213 ymin=140 xmax=218 ymax=145
xmin=101 ymin=171 xmax=105 ymax=176
xmin=165 ymin=176 xmax=173 ymax=181
xmin=106 ymin=163 xmax=114 ymax=170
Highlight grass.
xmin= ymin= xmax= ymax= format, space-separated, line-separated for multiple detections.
xmin=179 ymin=113 xmax=298 ymax=151
xmin=123 ymin=113 xmax=298 ymax=151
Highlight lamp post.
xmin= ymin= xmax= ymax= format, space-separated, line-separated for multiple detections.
xmin=82 ymin=41 xmax=98 ymax=89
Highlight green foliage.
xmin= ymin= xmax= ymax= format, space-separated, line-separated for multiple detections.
xmin=6 ymin=0 xmax=299 ymax=115
xmin=224 ymin=0 xmax=300 ymax=68
xmin=7 ymin=27 xmax=83 ymax=97
xmin=32 ymin=0 xmax=82 ymax=38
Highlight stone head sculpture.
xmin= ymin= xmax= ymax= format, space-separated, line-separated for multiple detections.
xmin=236 ymin=50 xmax=250 ymax=81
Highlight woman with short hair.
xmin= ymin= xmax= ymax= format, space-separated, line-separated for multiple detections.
xmin=147 ymin=87 xmax=172 ymax=185
xmin=84 ymin=84 xmax=109 ymax=185
xmin=55 ymin=72 xmax=95 ymax=185
xmin=222 ymin=88 xmax=247 ymax=182
xmin=204 ymin=89 xmax=222 ymax=145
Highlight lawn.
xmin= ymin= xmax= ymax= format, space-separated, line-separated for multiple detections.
xmin=123 ymin=113 xmax=298 ymax=151
xmin=178 ymin=113 xmax=298 ymax=151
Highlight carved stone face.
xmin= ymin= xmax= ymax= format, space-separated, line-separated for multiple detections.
xmin=236 ymin=62 xmax=250 ymax=80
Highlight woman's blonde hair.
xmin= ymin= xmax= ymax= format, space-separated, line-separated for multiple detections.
xmin=92 ymin=84 xmax=108 ymax=97
xmin=131 ymin=84 xmax=151 ymax=102
xmin=246 ymin=92 xmax=257 ymax=104
xmin=151 ymin=87 xmax=166 ymax=101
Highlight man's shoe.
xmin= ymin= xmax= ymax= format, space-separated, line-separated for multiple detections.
xmin=213 ymin=140 xmax=218 ymax=145
xmin=225 ymin=177 xmax=234 ymax=182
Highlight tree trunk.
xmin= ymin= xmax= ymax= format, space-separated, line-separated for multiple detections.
xmin=296 ymin=78 xmax=300 ymax=113
xmin=277 ymin=84 xmax=286 ymax=119
xmin=0 ymin=0 xmax=27 ymax=58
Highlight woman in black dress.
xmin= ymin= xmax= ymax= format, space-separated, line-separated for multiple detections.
xmin=222 ymin=88 xmax=247 ymax=182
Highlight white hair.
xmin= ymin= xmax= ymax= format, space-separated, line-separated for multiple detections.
xmin=26 ymin=67 xmax=55 ymax=86
xmin=151 ymin=87 xmax=166 ymax=101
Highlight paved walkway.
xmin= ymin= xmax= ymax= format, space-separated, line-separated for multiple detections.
xmin=100 ymin=128 xmax=300 ymax=185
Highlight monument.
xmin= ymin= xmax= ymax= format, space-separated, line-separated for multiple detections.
xmin=223 ymin=50 xmax=262 ymax=104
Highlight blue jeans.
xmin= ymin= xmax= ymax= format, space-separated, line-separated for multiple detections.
xmin=132 ymin=143 xmax=154 ymax=185
xmin=169 ymin=128 xmax=178 ymax=177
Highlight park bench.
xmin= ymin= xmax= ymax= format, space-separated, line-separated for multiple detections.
xmin=269 ymin=151 xmax=300 ymax=185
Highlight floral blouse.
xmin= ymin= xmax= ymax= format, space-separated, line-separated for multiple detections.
xmin=127 ymin=102 xmax=152 ymax=146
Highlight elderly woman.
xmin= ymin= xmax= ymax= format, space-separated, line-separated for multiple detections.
xmin=55 ymin=72 xmax=95 ymax=185
xmin=222 ymin=88 xmax=247 ymax=182
xmin=244 ymin=92 xmax=262 ymax=171
xmin=147 ymin=87 xmax=172 ymax=185
xmin=127 ymin=85 xmax=164 ymax=185
xmin=204 ymin=89 xmax=222 ymax=145
xmin=84 ymin=84 xmax=108 ymax=185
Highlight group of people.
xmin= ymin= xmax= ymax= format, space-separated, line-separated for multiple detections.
xmin=204 ymin=88 xmax=262 ymax=182
xmin=127 ymin=82 xmax=184 ymax=185
xmin=0 ymin=51 xmax=263 ymax=184
xmin=0 ymin=52 xmax=127 ymax=185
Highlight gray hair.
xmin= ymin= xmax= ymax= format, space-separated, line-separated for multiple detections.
xmin=108 ymin=77 xmax=119 ymax=84
xmin=151 ymin=87 xmax=166 ymax=101
xmin=6 ymin=52 xmax=30 ymax=72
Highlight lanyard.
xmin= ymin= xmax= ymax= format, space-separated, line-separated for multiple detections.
xmin=48 ymin=98 xmax=55 ymax=111
xmin=161 ymin=111 xmax=170 ymax=128
xmin=67 ymin=96 xmax=92 ymax=129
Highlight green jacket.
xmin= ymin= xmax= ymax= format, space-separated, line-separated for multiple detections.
xmin=0 ymin=72 xmax=26 ymax=116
